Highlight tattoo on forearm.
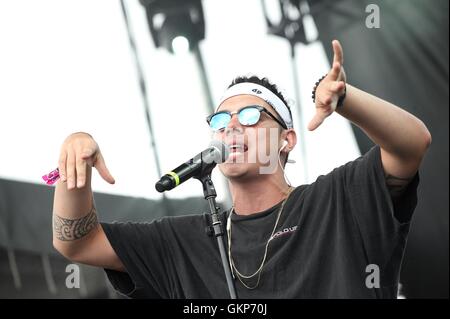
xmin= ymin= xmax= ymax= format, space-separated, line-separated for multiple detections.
xmin=53 ymin=207 xmax=98 ymax=241
xmin=385 ymin=174 xmax=414 ymax=198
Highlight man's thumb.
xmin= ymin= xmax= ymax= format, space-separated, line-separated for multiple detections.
xmin=307 ymin=113 xmax=325 ymax=131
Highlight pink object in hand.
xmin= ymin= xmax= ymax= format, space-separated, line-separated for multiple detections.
xmin=42 ymin=168 xmax=60 ymax=185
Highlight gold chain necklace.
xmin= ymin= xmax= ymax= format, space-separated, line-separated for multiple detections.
xmin=227 ymin=186 xmax=295 ymax=289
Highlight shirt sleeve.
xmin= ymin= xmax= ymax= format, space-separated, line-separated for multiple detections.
xmin=342 ymin=145 xmax=419 ymax=228
xmin=100 ymin=220 xmax=176 ymax=299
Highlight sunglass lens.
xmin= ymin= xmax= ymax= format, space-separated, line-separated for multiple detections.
xmin=209 ymin=112 xmax=231 ymax=131
xmin=239 ymin=107 xmax=261 ymax=126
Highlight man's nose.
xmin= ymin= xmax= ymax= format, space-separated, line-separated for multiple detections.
xmin=224 ymin=112 xmax=243 ymax=135
xmin=227 ymin=112 xmax=241 ymax=129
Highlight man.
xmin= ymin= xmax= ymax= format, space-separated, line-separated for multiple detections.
xmin=52 ymin=40 xmax=431 ymax=298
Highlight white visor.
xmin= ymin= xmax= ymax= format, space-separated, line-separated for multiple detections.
xmin=217 ymin=83 xmax=293 ymax=129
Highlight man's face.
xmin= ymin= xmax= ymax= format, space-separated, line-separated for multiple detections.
xmin=213 ymin=94 xmax=284 ymax=181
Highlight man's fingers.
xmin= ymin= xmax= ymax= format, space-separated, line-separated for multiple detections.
xmin=58 ymin=150 xmax=67 ymax=182
xmin=66 ymin=149 xmax=76 ymax=190
xmin=308 ymin=112 xmax=326 ymax=131
xmin=328 ymin=62 xmax=341 ymax=81
xmin=81 ymin=148 xmax=96 ymax=159
xmin=310 ymin=80 xmax=343 ymax=131
xmin=94 ymin=152 xmax=115 ymax=184
xmin=330 ymin=81 xmax=345 ymax=93
xmin=322 ymin=96 xmax=333 ymax=105
xmin=75 ymin=155 xmax=87 ymax=188
xmin=332 ymin=39 xmax=344 ymax=65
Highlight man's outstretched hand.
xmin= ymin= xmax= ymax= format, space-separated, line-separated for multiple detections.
xmin=308 ymin=40 xmax=347 ymax=131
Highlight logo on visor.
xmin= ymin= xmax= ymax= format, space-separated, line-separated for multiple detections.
xmin=252 ymin=88 xmax=262 ymax=94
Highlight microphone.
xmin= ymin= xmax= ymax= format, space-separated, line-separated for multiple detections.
xmin=155 ymin=140 xmax=229 ymax=193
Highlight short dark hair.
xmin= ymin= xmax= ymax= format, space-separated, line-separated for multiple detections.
xmin=228 ymin=75 xmax=293 ymax=128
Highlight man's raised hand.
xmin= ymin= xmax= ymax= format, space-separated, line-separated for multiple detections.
xmin=308 ymin=40 xmax=347 ymax=131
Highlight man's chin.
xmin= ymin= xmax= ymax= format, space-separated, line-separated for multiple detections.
xmin=219 ymin=163 xmax=251 ymax=179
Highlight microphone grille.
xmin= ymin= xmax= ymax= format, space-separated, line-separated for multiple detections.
xmin=209 ymin=140 xmax=230 ymax=164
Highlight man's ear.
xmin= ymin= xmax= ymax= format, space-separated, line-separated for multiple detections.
xmin=282 ymin=129 xmax=297 ymax=153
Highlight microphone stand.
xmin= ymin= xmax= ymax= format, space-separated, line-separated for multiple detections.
xmin=195 ymin=172 xmax=237 ymax=299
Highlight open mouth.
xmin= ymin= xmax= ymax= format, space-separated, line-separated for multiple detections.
xmin=228 ymin=144 xmax=248 ymax=154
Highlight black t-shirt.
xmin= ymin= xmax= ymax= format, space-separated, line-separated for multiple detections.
xmin=101 ymin=146 xmax=419 ymax=298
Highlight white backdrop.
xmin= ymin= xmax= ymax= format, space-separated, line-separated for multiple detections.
xmin=0 ymin=0 xmax=360 ymax=204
